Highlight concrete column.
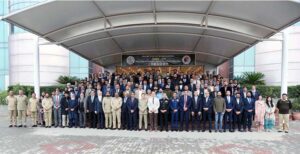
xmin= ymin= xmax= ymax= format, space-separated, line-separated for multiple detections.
xmin=33 ymin=36 xmax=40 ymax=98
xmin=281 ymin=29 xmax=289 ymax=95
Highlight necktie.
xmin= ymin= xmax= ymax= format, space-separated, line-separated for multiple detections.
xmin=184 ymin=96 xmax=187 ymax=108
xmin=152 ymin=97 xmax=155 ymax=111
xmin=56 ymin=96 xmax=59 ymax=107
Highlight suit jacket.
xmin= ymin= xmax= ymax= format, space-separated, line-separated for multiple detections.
xmin=126 ymin=97 xmax=138 ymax=113
xmin=87 ymin=95 xmax=98 ymax=112
xmin=220 ymin=86 xmax=233 ymax=97
xmin=224 ymin=96 xmax=235 ymax=110
xmin=191 ymin=96 xmax=202 ymax=113
xmin=251 ymin=90 xmax=260 ymax=100
xmin=202 ymin=97 xmax=213 ymax=113
xmin=243 ymin=97 xmax=255 ymax=111
xmin=52 ymin=95 xmax=62 ymax=109
xmin=94 ymin=96 xmax=103 ymax=113
xmin=61 ymin=96 xmax=69 ymax=115
xmin=233 ymin=98 xmax=244 ymax=112
xmin=179 ymin=95 xmax=192 ymax=111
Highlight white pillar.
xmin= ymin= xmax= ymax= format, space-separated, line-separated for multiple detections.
xmin=33 ymin=36 xmax=40 ymax=98
xmin=281 ymin=29 xmax=289 ymax=95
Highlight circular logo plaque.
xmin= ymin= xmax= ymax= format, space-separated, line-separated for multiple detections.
xmin=126 ymin=56 xmax=135 ymax=65
xmin=182 ymin=55 xmax=191 ymax=65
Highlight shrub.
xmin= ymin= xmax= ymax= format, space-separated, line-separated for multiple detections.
xmin=291 ymin=97 xmax=300 ymax=112
xmin=7 ymin=84 xmax=66 ymax=97
xmin=238 ymin=72 xmax=265 ymax=85
xmin=0 ymin=91 xmax=8 ymax=105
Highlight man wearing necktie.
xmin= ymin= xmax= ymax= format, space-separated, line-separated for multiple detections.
xmin=147 ymin=92 xmax=160 ymax=131
xmin=202 ymin=91 xmax=213 ymax=132
xmin=243 ymin=91 xmax=255 ymax=132
xmin=224 ymin=91 xmax=234 ymax=132
xmin=52 ymin=89 xmax=62 ymax=128
xmin=233 ymin=93 xmax=244 ymax=132
xmin=179 ymin=91 xmax=192 ymax=131
xmin=191 ymin=91 xmax=202 ymax=132
xmin=121 ymin=92 xmax=129 ymax=130
xmin=127 ymin=92 xmax=138 ymax=131
xmin=87 ymin=90 xmax=97 ymax=128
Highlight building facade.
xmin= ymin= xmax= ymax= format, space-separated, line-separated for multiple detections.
xmin=0 ymin=0 xmax=101 ymax=91
xmin=219 ymin=22 xmax=300 ymax=86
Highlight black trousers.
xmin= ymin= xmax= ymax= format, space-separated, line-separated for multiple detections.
xmin=180 ymin=111 xmax=190 ymax=131
xmin=244 ymin=111 xmax=253 ymax=130
xmin=234 ymin=112 xmax=243 ymax=130
xmin=224 ymin=111 xmax=233 ymax=131
xmin=89 ymin=112 xmax=97 ymax=128
xmin=203 ymin=111 xmax=212 ymax=130
xmin=121 ymin=109 xmax=128 ymax=129
xmin=128 ymin=112 xmax=137 ymax=130
xmin=191 ymin=113 xmax=201 ymax=131
xmin=160 ymin=112 xmax=168 ymax=131
xmin=98 ymin=112 xmax=104 ymax=128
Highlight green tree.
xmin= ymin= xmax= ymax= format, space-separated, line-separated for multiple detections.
xmin=241 ymin=72 xmax=265 ymax=85
xmin=56 ymin=76 xmax=80 ymax=84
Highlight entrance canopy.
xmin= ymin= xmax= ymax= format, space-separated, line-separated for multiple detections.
xmin=2 ymin=0 xmax=300 ymax=67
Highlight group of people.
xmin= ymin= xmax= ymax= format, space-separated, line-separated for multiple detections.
xmin=5 ymin=71 xmax=292 ymax=133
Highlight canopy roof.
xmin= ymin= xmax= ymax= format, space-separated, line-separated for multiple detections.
xmin=2 ymin=0 xmax=300 ymax=67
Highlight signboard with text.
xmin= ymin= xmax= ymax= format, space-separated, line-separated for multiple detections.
xmin=122 ymin=54 xmax=195 ymax=66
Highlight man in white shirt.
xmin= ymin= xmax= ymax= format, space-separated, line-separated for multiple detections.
xmin=147 ymin=92 xmax=160 ymax=131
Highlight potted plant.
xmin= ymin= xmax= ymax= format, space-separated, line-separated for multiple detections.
xmin=291 ymin=98 xmax=300 ymax=120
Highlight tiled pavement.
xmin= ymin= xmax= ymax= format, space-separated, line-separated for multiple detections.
xmin=0 ymin=106 xmax=299 ymax=154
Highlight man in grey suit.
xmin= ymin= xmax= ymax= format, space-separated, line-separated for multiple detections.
xmin=52 ymin=89 xmax=62 ymax=127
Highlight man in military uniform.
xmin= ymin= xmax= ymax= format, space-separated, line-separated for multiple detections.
xmin=28 ymin=92 xmax=39 ymax=127
xmin=159 ymin=93 xmax=169 ymax=131
xmin=16 ymin=90 xmax=28 ymax=127
xmin=111 ymin=93 xmax=122 ymax=129
xmin=6 ymin=91 xmax=17 ymax=127
xmin=42 ymin=93 xmax=53 ymax=128
xmin=102 ymin=91 xmax=113 ymax=129
xmin=138 ymin=93 xmax=148 ymax=130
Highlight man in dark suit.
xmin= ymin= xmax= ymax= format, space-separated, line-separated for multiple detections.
xmin=126 ymin=92 xmax=138 ymax=131
xmin=224 ymin=90 xmax=235 ymax=132
xmin=114 ymin=84 xmax=123 ymax=98
xmin=142 ymin=80 xmax=150 ymax=91
xmin=251 ymin=85 xmax=260 ymax=100
xmin=179 ymin=90 xmax=192 ymax=131
xmin=202 ymin=91 xmax=213 ymax=133
xmin=220 ymin=81 xmax=232 ymax=97
xmin=240 ymin=86 xmax=248 ymax=99
xmin=121 ymin=92 xmax=129 ymax=130
xmin=243 ymin=91 xmax=255 ymax=132
xmin=191 ymin=91 xmax=202 ymax=132
xmin=233 ymin=92 xmax=244 ymax=132
xmin=87 ymin=90 xmax=98 ymax=128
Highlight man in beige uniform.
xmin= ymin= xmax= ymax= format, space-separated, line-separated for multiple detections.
xmin=42 ymin=93 xmax=53 ymax=128
xmin=138 ymin=93 xmax=148 ymax=130
xmin=6 ymin=91 xmax=17 ymax=127
xmin=111 ymin=93 xmax=122 ymax=129
xmin=102 ymin=92 xmax=112 ymax=129
xmin=16 ymin=90 xmax=28 ymax=127
xmin=29 ymin=93 xmax=39 ymax=127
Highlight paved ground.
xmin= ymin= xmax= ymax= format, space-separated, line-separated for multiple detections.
xmin=0 ymin=105 xmax=299 ymax=154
